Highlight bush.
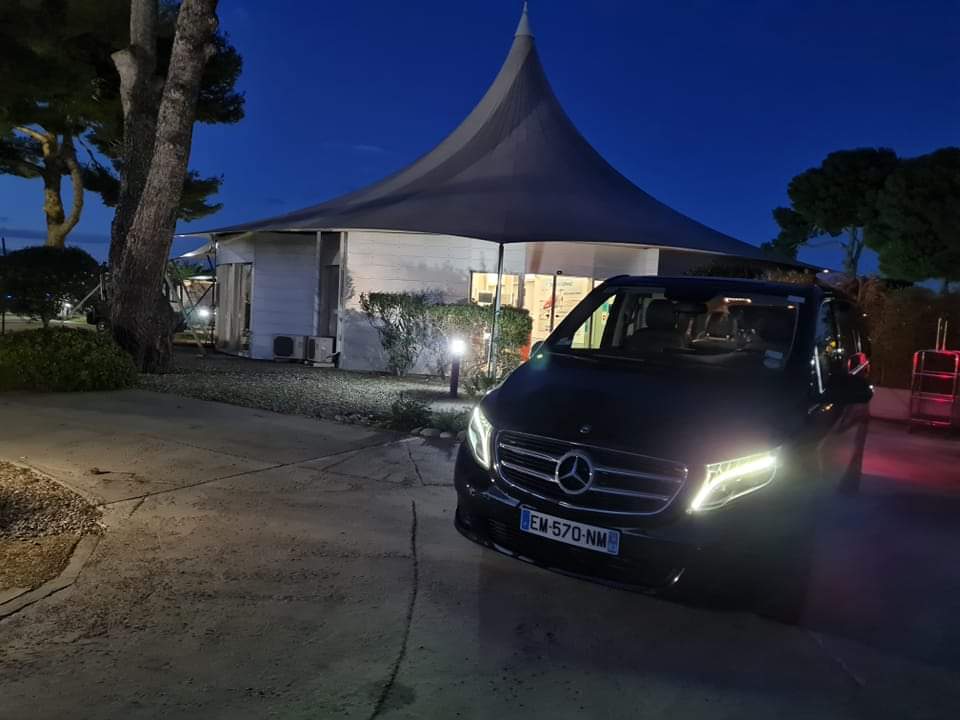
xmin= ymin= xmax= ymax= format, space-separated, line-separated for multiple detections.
xmin=360 ymin=291 xmax=533 ymax=382
xmin=424 ymin=303 xmax=532 ymax=381
xmin=359 ymin=291 xmax=437 ymax=376
xmin=385 ymin=393 xmax=432 ymax=430
xmin=0 ymin=328 xmax=138 ymax=392
xmin=0 ymin=246 xmax=101 ymax=327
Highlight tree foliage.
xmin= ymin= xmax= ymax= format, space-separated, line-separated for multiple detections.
xmin=773 ymin=148 xmax=899 ymax=275
xmin=837 ymin=277 xmax=960 ymax=388
xmin=0 ymin=246 xmax=100 ymax=327
xmin=0 ymin=0 xmax=243 ymax=246
xmin=867 ymin=148 xmax=960 ymax=291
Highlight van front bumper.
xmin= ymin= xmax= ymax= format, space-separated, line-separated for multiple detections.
xmin=453 ymin=445 xmax=811 ymax=592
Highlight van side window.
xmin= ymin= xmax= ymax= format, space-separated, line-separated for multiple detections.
xmin=832 ymin=301 xmax=860 ymax=356
xmin=814 ymin=301 xmax=839 ymax=394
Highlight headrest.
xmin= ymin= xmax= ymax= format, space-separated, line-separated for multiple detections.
xmin=645 ymin=299 xmax=676 ymax=330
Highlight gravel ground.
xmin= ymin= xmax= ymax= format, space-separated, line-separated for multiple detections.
xmin=139 ymin=349 xmax=470 ymax=426
xmin=0 ymin=462 xmax=102 ymax=591
xmin=0 ymin=463 xmax=101 ymax=541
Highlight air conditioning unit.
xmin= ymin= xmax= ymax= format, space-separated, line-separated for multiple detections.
xmin=306 ymin=336 xmax=336 ymax=366
xmin=273 ymin=335 xmax=307 ymax=361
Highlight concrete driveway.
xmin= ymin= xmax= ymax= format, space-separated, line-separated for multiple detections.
xmin=0 ymin=390 xmax=957 ymax=719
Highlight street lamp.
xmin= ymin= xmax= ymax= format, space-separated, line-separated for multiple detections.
xmin=449 ymin=337 xmax=466 ymax=399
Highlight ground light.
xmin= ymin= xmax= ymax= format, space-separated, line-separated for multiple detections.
xmin=450 ymin=338 xmax=466 ymax=399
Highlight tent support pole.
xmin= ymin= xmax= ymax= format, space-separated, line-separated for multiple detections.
xmin=486 ymin=242 xmax=505 ymax=377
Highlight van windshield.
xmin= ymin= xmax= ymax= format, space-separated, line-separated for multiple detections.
xmin=547 ymin=285 xmax=801 ymax=372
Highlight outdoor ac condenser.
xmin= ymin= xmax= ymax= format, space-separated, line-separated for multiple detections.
xmin=273 ymin=335 xmax=307 ymax=361
xmin=306 ymin=336 xmax=335 ymax=367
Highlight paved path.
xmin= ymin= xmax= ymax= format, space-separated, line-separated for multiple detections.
xmin=0 ymin=391 xmax=957 ymax=719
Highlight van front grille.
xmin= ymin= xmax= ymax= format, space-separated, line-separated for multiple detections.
xmin=495 ymin=431 xmax=687 ymax=516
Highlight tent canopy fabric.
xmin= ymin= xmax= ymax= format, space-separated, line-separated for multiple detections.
xmin=198 ymin=6 xmax=767 ymax=261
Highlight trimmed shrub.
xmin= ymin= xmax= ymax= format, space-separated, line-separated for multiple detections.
xmin=424 ymin=303 xmax=532 ymax=381
xmin=0 ymin=246 xmax=101 ymax=327
xmin=360 ymin=291 xmax=533 ymax=381
xmin=0 ymin=328 xmax=138 ymax=392
xmin=359 ymin=291 xmax=438 ymax=376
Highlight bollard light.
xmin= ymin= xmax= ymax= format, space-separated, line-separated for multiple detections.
xmin=449 ymin=337 xmax=466 ymax=398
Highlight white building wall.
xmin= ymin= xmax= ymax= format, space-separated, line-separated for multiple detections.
xmin=215 ymin=234 xmax=256 ymax=264
xmin=216 ymin=229 xmax=662 ymax=369
xmin=248 ymin=233 xmax=318 ymax=360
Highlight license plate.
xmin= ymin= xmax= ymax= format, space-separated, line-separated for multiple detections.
xmin=520 ymin=508 xmax=620 ymax=556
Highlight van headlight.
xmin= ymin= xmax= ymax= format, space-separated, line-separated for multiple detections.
xmin=689 ymin=449 xmax=779 ymax=512
xmin=467 ymin=406 xmax=494 ymax=469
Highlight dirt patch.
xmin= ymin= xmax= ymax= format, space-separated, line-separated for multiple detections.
xmin=0 ymin=462 xmax=101 ymax=592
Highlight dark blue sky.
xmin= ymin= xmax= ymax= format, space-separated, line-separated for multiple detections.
xmin=2 ymin=0 xmax=958 ymax=270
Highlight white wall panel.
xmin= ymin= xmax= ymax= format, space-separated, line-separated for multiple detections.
xmin=215 ymin=234 xmax=256 ymax=264
xmin=248 ymin=233 xmax=318 ymax=360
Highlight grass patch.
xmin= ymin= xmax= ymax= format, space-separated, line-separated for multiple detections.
xmin=431 ymin=409 xmax=471 ymax=433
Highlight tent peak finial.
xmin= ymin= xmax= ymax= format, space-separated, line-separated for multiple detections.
xmin=515 ymin=2 xmax=533 ymax=37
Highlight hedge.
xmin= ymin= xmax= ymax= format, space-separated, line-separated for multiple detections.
xmin=0 ymin=328 xmax=138 ymax=392
xmin=359 ymin=291 xmax=533 ymax=380
xmin=851 ymin=280 xmax=960 ymax=389
xmin=424 ymin=302 xmax=532 ymax=381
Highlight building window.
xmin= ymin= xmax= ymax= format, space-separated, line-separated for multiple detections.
xmin=470 ymin=271 xmax=597 ymax=345
xmin=469 ymin=272 xmax=520 ymax=306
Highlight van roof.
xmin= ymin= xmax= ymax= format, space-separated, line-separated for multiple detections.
xmin=604 ymin=275 xmax=821 ymax=299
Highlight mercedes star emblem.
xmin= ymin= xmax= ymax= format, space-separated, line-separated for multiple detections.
xmin=554 ymin=450 xmax=595 ymax=495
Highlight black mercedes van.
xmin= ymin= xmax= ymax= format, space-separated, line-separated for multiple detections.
xmin=454 ymin=276 xmax=872 ymax=593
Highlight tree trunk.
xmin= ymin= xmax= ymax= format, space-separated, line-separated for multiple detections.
xmin=15 ymin=126 xmax=84 ymax=249
xmin=110 ymin=0 xmax=219 ymax=372
xmin=41 ymin=156 xmax=66 ymax=247
xmin=109 ymin=0 xmax=161 ymax=272
xmin=844 ymin=226 xmax=863 ymax=277
xmin=37 ymin=133 xmax=84 ymax=249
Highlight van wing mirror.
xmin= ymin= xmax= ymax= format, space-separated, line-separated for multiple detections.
xmin=847 ymin=352 xmax=870 ymax=377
